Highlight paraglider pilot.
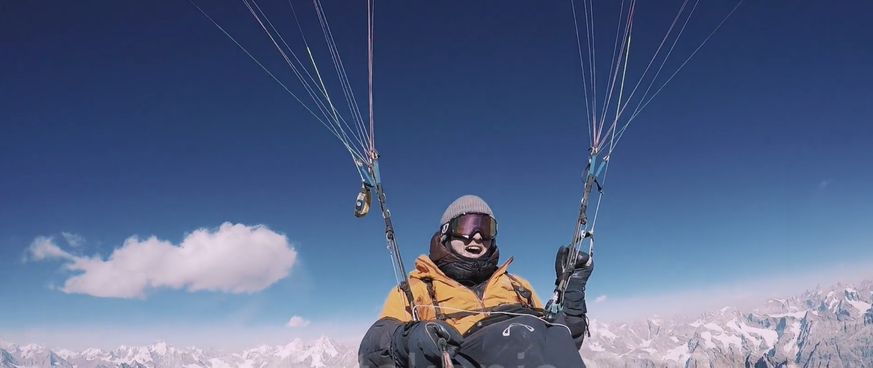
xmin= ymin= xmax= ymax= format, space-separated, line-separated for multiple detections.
xmin=358 ymin=195 xmax=594 ymax=368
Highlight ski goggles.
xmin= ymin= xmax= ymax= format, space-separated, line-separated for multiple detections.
xmin=444 ymin=213 xmax=498 ymax=240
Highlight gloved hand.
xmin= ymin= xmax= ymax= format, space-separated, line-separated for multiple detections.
xmin=554 ymin=245 xmax=594 ymax=316
xmin=392 ymin=320 xmax=464 ymax=367
xmin=554 ymin=245 xmax=594 ymax=286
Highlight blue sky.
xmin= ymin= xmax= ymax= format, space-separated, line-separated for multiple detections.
xmin=2 ymin=0 xmax=872 ymax=351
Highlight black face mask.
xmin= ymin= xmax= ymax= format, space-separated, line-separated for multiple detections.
xmin=437 ymin=247 xmax=499 ymax=286
xmin=428 ymin=231 xmax=500 ymax=286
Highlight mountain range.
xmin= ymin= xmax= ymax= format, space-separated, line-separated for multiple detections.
xmin=0 ymin=336 xmax=357 ymax=368
xmin=578 ymin=278 xmax=873 ymax=367
xmin=3 ymin=278 xmax=872 ymax=368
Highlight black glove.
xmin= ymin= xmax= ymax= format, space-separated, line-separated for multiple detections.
xmin=555 ymin=245 xmax=594 ymax=286
xmin=554 ymin=245 xmax=594 ymax=315
xmin=392 ymin=320 xmax=464 ymax=367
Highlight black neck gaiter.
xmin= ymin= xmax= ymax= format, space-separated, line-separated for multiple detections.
xmin=428 ymin=232 xmax=500 ymax=286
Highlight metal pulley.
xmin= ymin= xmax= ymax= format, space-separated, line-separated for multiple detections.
xmin=353 ymin=182 xmax=372 ymax=218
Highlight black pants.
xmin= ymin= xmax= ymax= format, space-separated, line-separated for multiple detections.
xmin=450 ymin=315 xmax=588 ymax=368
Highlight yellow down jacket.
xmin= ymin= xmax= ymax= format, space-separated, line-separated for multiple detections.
xmin=377 ymin=250 xmax=543 ymax=335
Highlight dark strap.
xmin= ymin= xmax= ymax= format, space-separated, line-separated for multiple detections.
xmin=504 ymin=273 xmax=534 ymax=308
xmin=422 ymin=278 xmax=495 ymax=320
xmin=420 ymin=277 xmax=448 ymax=320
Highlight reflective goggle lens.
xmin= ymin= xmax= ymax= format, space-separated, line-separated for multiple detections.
xmin=448 ymin=213 xmax=497 ymax=240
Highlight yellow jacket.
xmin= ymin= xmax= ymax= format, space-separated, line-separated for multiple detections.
xmin=377 ymin=253 xmax=543 ymax=335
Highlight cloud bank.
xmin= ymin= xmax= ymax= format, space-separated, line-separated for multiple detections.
xmin=26 ymin=222 xmax=298 ymax=299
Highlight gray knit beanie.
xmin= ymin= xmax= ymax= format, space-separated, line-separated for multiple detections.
xmin=440 ymin=194 xmax=495 ymax=225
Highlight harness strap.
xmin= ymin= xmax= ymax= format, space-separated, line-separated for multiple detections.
xmin=420 ymin=277 xmax=447 ymax=320
xmin=504 ymin=273 xmax=534 ymax=307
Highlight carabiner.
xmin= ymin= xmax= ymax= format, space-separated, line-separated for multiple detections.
xmin=353 ymin=183 xmax=372 ymax=218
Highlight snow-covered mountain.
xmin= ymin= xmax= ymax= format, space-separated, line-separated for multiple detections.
xmin=0 ymin=337 xmax=356 ymax=368
xmin=579 ymin=279 xmax=873 ymax=367
xmin=3 ymin=278 xmax=872 ymax=368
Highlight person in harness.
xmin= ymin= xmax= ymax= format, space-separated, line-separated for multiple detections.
xmin=357 ymin=194 xmax=594 ymax=368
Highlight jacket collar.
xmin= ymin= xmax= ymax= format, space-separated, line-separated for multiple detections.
xmin=410 ymin=254 xmax=514 ymax=286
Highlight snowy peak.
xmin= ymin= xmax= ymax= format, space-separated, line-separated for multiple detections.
xmin=113 ymin=345 xmax=155 ymax=364
xmin=16 ymin=343 xmax=46 ymax=358
xmin=580 ymin=277 xmax=873 ymax=368
xmin=0 ymin=338 xmax=358 ymax=368
xmin=1 ymin=345 xmax=73 ymax=368
xmin=292 ymin=336 xmax=342 ymax=368
xmin=311 ymin=336 xmax=339 ymax=357
xmin=240 ymin=344 xmax=278 ymax=360
xmin=823 ymin=287 xmax=872 ymax=316
xmin=796 ymin=281 xmax=873 ymax=319
xmin=147 ymin=341 xmax=170 ymax=356
xmin=285 ymin=337 xmax=305 ymax=350
xmin=81 ymin=347 xmax=109 ymax=360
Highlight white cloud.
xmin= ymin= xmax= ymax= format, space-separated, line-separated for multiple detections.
xmin=26 ymin=236 xmax=75 ymax=261
xmin=27 ymin=222 xmax=298 ymax=299
xmin=61 ymin=232 xmax=85 ymax=247
xmin=594 ymin=295 xmax=607 ymax=303
xmin=589 ymin=257 xmax=873 ymax=323
xmin=286 ymin=316 xmax=311 ymax=327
